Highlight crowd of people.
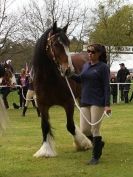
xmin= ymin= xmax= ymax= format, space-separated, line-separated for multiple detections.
xmin=110 ymin=63 xmax=133 ymax=104
xmin=0 ymin=60 xmax=132 ymax=111
xmin=0 ymin=60 xmax=40 ymax=117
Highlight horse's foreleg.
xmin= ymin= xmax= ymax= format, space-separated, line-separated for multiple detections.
xmin=73 ymin=125 xmax=92 ymax=151
xmin=33 ymin=108 xmax=57 ymax=158
xmin=65 ymin=102 xmax=92 ymax=151
xmin=65 ymin=102 xmax=75 ymax=135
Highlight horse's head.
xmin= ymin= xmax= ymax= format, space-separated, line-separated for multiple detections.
xmin=0 ymin=63 xmax=16 ymax=85
xmin=46 ymin=21 xmax=74 ymax=76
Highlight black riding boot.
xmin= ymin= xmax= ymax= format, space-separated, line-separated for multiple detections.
xmin=22 ymin=106 xmax=27 ymax=117
xmin=88 ymin=136 xmax=105 ymax=165
xmin=13 ymin=103 xmax=20 ymax=109
xmin=36 ymin=107 xmax=40 ymax=117
xmin=87 ymin=135 xmax=93 ymax=143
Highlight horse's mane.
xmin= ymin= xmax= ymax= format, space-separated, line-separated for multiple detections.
xmin=33 ymin=27 xmax=52 ymax=69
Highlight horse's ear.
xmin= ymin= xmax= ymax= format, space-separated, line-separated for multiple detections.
xmin=63 ymin=23 xmax=69 ymax=33
xmin=53 ymin=21 xmax=57 ymax=32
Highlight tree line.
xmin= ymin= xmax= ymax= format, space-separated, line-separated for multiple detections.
xmin=0 ymin=0 xmax=133 ymax=71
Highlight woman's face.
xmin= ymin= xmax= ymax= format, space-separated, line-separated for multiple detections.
xmin=21 ymin=69 xmax=26 ymax=75
xmin=87 ymin=46 xmax=101 ymax=63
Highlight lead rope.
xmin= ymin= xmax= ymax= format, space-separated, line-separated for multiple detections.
xmin=65 ymin=76 xmax=111 ymax=126
xmin=21 ymin=86 xmax=34 ymax=101
xmin=14 ymin=85 xmax=34 ymax=101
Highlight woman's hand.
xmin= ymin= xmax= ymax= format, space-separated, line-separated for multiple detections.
xmin=104 ymin=106 xmax=111 ymax=116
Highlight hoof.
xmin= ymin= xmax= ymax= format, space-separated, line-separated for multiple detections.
xmin=33 ymin=134 xmax=57 ymax=158
xmin=33 ymin=147 xmax=57 ymax=158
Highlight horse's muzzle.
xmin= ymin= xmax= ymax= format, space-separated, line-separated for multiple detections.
xmin=60 ymin=66 xmax=75 ymax=78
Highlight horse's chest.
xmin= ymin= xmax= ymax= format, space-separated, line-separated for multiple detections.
xmin=37 ymin=82 xmax=69 ymax=101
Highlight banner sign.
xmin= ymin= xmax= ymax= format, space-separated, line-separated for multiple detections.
xmin=83 ymin=45 xmax=133 ymax=54
xmin=106 ymin=46 xmax=133 ymax=54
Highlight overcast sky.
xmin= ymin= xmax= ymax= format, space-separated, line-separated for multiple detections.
xmin=11 ymin=0 xmax=96 ymax=10
xmin=11 ymin=0 xmax=132 ymax=11
xmin=111 ymin=54 xmax=133 ymax=71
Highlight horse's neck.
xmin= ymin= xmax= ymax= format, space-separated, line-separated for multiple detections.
xmin=35 ymin=59 xmax=61 ymax=83
xmin=71 ymin=52 xmax=88 ymax=73
xmin=9 ymin=73 xmax=16 ymax=85
xmin=2 ymin=74 xmax=16 ymax=85
xmin=2 ymin=77 xmax=11 ymax=85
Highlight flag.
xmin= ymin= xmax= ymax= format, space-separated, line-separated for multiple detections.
xmin=25 ymin=62 xmax=29 ymax=74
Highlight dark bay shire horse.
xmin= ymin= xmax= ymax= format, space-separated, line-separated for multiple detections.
xmin=32 ymin=22 xmax=92 ymax=157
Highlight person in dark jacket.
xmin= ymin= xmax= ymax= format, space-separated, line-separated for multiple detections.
xmin=17 ymin=68 xmax=29 ymax=108
xmin=22 ymin=77 xmax=40 ymax=117
xmin=117 ymin=63 xmax=130 ymax=101
xmin=0 ymin=70 xmax=14 ymax=109
xmin=70 ymin=44 xmax=111 ymax=165
xmin=110 ymin=74 xmax=117 ymax=104
xmin=123 ymin=75 xmax=131 ymax=103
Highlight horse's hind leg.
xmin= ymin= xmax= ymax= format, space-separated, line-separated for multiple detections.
xmin=33 ymin=107 xmax=57 ymax=158
xmin=64 ymin=101 xmax=92 ymax=151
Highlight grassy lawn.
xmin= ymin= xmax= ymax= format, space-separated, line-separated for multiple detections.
xmin=0 ymin=95 xmax=133 ymax=177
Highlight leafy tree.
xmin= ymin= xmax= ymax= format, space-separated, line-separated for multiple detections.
xmin=88 ymin=0 xmax=133 ymax=66
xmin=89 ymin=4 xmax=133 ymax=46
xmin=70 ymin=37 xmax=84 ymax=52
xmin=0 ymin=39 xmax=35 ymax=72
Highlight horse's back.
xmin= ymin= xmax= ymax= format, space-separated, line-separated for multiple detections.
xmin=67 ymin=52 xmax=89 ymax=98
xmin=71 ymin=52 xmax=89 ymax=73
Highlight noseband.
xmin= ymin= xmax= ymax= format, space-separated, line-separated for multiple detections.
xmin=46 ymin=32 xmax=67 ymax=75
xmin=46 ymin=32 xmax=75 ymax=76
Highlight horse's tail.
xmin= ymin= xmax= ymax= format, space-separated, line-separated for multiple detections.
xmin=0 ymin=96 xmax=9 ymax=135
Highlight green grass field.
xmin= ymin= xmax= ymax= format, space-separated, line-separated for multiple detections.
xmin=0 ymin=92 xmax=133 ymax=177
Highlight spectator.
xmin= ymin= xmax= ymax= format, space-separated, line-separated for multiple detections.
xmin=22 ymin=76 xmax=40 ymax=117
xmin=17 ymin=68 xmax=29 ymax=108
xmin=110 ymin=74 xmax=117 ymax=104
xmin=123 ymin=75 xmax=131 ymax=103
xmin=117 ymin=63 xmax=130 ymax=101
xmin=0 ymin=70 xmax=14 ymax=109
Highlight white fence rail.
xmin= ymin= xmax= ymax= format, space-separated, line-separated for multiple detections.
xmin=0 ymin=83 xmax=133 ymax=104
xmin=110 ymin=82 xmax=133 ymax=103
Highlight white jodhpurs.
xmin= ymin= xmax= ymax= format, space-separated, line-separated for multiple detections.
xmin=80 ymin=106 xmax=104 ymax=137
xmin=25 ymin=90 xmax=37 ymax=107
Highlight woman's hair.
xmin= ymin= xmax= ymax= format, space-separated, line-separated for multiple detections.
xmin=21 ymin=68 xmax=26 ymax=75
xmin=88 ymin=44 xmax=107 ymax=63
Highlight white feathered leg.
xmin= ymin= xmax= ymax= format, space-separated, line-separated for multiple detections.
xmin=73 ymin=125 xmax=92 ymax=151
xmin=33 ymin=133 xmax=57 ymax=158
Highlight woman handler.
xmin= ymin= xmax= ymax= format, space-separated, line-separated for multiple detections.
xmin=70 ymin=44 xmax=111 ymax=165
